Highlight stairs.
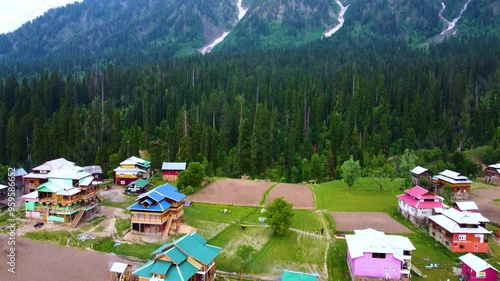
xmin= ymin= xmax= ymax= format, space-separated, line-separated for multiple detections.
xmin=71 ymin=207 xmax=86 ymax=228
xmin=165 ymin=216 xmax=174 ymax=236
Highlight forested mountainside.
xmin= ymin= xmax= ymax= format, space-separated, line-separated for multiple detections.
xmin=0 ymin=0 xmax=498 ymax=73
xmin=1 ymin=36 xmax=499 ymax=182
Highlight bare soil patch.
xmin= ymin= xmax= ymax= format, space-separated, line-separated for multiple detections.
xmin=470 ymin=187 xmax=500 ymax=225
xmin=187 ymin=179 xmax=273 ymax=206
xmin=0 ymin=235 xmax=138 ymax=281
xmin=331 ymin=212 xmax=412 ymax=233
xmin=265 ymin=183 xmax=315 ymax=210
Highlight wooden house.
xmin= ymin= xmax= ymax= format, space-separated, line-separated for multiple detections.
xmin=133 ymin=232 xmax=221 ymax=281
xmin=83 ymin=165 xmax=104 ymax=182
xmin=114 ymin=156 xmax=150 ymax=185
xmin=282 ymin=270 xmax=318 ymax=281
xmin=410 ymin=166 xmax=432 ymax=186
xmin=23 ymin=158 xmax=76 ymax=193
xmin=346 ymin=228 xmax=415 ymax=280
xmin=459 ymin=253 xmax=498 ymax=281
xmin=14 ymin=168 xmax=27 ymax=189
xmin=484 ymin=163 xmax=500 ymax=185
xmin=432 ymin=169 xmax=472 ymax=199
xmin=127 ymin=183 xmax=186 ymax=235
xmin=454 ymin=201 xmax=479 ymax=213
xmin=397 ymin=186 xmax=445 ymax=225
xmin=161 ymin=162 xmax=187 ymax=182
xmin=428 ymin=208 xmax=491 ymax=253
xmin=21 ymin=163 xmax=100 ymax=226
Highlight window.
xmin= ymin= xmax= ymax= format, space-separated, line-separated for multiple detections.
xmin=458 ymin=234 xmax=466 ymax=241
xmin=372 ymin=253 xmax=386 ymax=259
xmin=459 ymin=245 xmax=465 ymax=249
xmin=403 ymin=250 xmax=411 ymax=256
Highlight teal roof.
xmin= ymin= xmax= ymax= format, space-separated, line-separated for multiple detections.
xmin=165 ymin=247 xmax=188 ymax=265
xmin=133 ymin=260 xmax=154 ymax=278
xmin=282 ymin=270 xmax=319 ymax=281
xmin=175 ymin=234 xmax=221 ymax=265
xmin=135 ymin=233 xmax=221 ymax=280
xmin=128 ymin=178 xmax=149 ymax=188
xmin=37 ymin=182 xmax=62 ymax=193
xmin=150 ymin=260 xmax=172 ymax=275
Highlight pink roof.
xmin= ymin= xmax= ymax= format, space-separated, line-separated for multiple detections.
xmin=405 ymin=186 xmax=433 ymax=198
xmin=397 ymin=194 xmax=444 ymax=209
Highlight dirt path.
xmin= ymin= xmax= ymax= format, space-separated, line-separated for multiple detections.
xmin=470 ymin=188 xmax=500 ymax=225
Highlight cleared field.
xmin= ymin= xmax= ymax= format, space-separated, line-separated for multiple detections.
xmin=0 ymin=235 xmax=137 ymax=281
xmin=331 ymin=212 xmax=412 ymax=233
xmin=470 ymin=187 xmax=500 ymax=225
xmin=265 ymin=183 xmax=315 ymax=210
xmin=187 ymin=179 xmax=273 ymax=206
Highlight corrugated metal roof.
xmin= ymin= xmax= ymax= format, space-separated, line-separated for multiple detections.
xmin=459 ymin=253 xmax=499 ymax=273
xmin=21 ymin=191 xmax=38 ymax=199
xmin=282 ymin=270 xmax=319 ymax=281
xmin=133 ymin=260 xmax=155 ymax=278
xmin=455 ymin=201 xmax=479 ymax=211
xmin=83 ymin=165 xmax=103 ymax=174
xmin=165 ymin=247 xmax=188 ymax=265
xmin=14 ymin=168 xmax=27 ymax=177
xmin=346 ymin=228 xmax=415 ymax=261
xmin=127 ymin=179 xmax=149 ymax=188
xmin=32 ymin=158 xmax=75 ymax=171
xmin=56 ymin=188 xmax=81 ymax=196
xmin=150 ymin=260 xmax=172 ymax=275
xmin=23 ymin=172 xmax=49 ymax=179
xmin=79 ymin=176 xmax=94 ymax=186
xmin=127 ymin=200 xmax=172 ymax=212
xmin=109 ymin=262 xmax=129 ymax=274
xmin=120 ymin=156 xmax=150 ymax=167
xmin=113 ymin=167 xmax=146 ymax=173
xmin=137 ymin=183 xmax=186 ymax=203
xmin=442 ymin=208 xmax=479 ymax=224
xmin=397 ymin=194 xmax=444 ymax=209
xmin=428 ymin=215 xmax=491 ymax=234
xmin=162 ymin=162 xmax=187 ymax=171
xmin=411 ymin=166 xmax=428 ymax=175
xmin=467 ymin=212 xmax=490 ymax=223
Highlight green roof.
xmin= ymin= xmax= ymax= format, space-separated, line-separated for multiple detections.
xmin=150 ymin=260 xmax=172 ymax=275
xmin=175 ymin=235 xmax=221 ymax=265
xmin=37 ymin=182 xmax=60 ymax=193
xmin=133 ymin=260 xmax=154 ymax=278
xmin=165 ymin=247 xmax=188 ymax=265
xmin=282 ymin=270 xmax=319 ymax=281
xmin=129 ymin=178 xmax=149 ymax=188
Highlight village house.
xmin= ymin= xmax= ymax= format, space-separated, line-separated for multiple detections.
xmin=127 ymin=183 xmax=186 ymax=235
xmin=161 ymin=162 xmax=187 ymax=181
xmin=83 ymin=165 xmax=104 ymax=182
xmin=484 ymin=163 xmax=500 ymax=185
xmin=14 ymin=168 xmax=27 ymax=189
xmin=431 ymin=169 xmax=472 ymax=199
xmin=454 ymin=201 xmax=479 ymax=213
xmin=428 ymin=208 xmax=491 ymax=253
xmin=21 ymin=162 xmax=100 ymax=227
xmin=397 ymin=185 xmax=445 ymax=225
xmin=410 ymin=166 xmax=432 ymax=186
xmin=133 ymin=232 xmax=221 ymax=281
xmin=345 ymin=228 xmax=415 ymax=281
xmin=113 ymin=156 xmax=151 ymax=185
xmin=23 ymin=158 xmax=76 ymax=193
xmin=459 ymin=253 xmax=498 ymax=281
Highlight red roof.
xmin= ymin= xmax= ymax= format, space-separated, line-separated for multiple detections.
xmin=397 ymin=194 xmax=444 ymax=209
xmin=405 ymin=186 xmax=438 ymax=199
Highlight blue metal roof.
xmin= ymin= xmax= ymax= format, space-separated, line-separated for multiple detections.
xmin=127 ymin=200 xmax=172 ymax=212
xmin=137 ymin=183 xmax=186 ymax=203
xmin=144 ymin=199 xmax=152 ymax=205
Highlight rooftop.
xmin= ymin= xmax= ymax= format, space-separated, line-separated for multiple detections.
xmin=433 ymin=169 xmax=472 ymax=184
xmin=345 ymin=228 xmax=415 ymax=262
xmin=459 ymin=253 xmax=498 ymax=273
xmin=120 ymin=156 xmax=151 ymax=167
xmin=32 ymin=158 xmax=75 ymax=171
xmin=162 ymin=162 xmax=187 ymax=171
xmin=455 ymin=201 xmax=479 ymax=211
xmin=281 ymin=270 xmax=319 ymax=281
xmin=411 ymin=166 xmax=428 ymax=175
xmin=429 ymin=212 xmax=491 ymax=234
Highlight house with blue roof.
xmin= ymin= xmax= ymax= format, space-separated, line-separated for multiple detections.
xmin=133 ymin=232 xmax=221 ymax=281
xmin=128 ymin=183 xmax=186 ymax=235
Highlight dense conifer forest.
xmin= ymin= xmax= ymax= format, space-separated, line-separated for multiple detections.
xmin=1 ymin=35 xmax=499 ymax=183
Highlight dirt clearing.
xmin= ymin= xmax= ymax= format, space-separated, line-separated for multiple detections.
xmin=0 ymin=236 xmax=138 ymax=281
xmin=331 ymin=212 xmax=412 ymax=233
xmin=187 ymin=179 xmax=273 ymax=206
xmin=265 ymin=183 xmax=315 ymax=209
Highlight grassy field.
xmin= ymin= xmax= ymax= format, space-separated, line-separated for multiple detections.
xmin=100 ymin=193 xmax=137 ymax=209
xmin=312 ymin=178 xmax=403 ymax=212
xmin=115 ymin=218 xmax=131 ymax=238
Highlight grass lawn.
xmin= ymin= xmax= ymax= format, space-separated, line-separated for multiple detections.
xmin=328 ymin=239 xmax=350 ymax=281
xmin=23 ymin=230 xmax=114 ymax=252
xmin=248 ymin=230 xmax=328 ymax=277
xmin=184 ymin=203 xmax=257 ymax=223
xmin=80 ymin=215 xmax=106 ymax=231
xmin=312 ymin=178 xmax=403 ymax=212
xmin=113 ymin=241 xmax=165 ymax=260
xmin=115 ymin=218 xmax=131 ymax=238
xmin=100 ymin=194 xmax=137 ymax=209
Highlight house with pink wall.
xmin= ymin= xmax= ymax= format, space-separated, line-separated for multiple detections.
xmin=459 ymin=253 xmax=498 ymax=281
xmin=397 ymin=185 xmax=444 ymax=225
xmin=346 ymin=228 xmax=415 ymax=280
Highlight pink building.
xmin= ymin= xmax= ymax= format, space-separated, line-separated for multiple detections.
xmin=346 ymin=228 xmax=415 ymax=280
xmin=397 ymin=185 xmax=444 ymax=225
xmin=459 ymin=253 xmax=498 ymax=281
